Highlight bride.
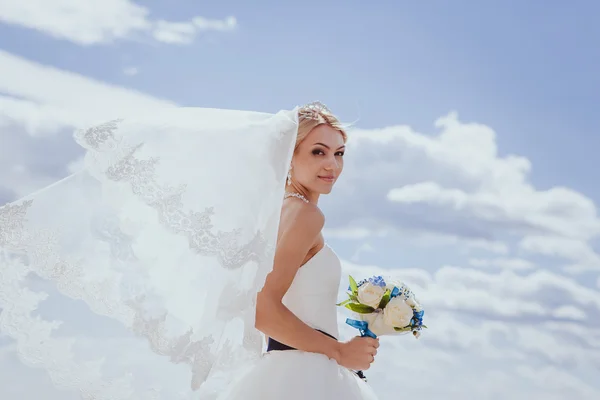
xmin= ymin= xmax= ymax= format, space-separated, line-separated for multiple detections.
xmin=219 ymin=103 xmax=379 ymax=399
xmin=0 ymin=102 xmax=379 ymax=399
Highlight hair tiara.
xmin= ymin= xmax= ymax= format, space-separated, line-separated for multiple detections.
xmin=298 ymin=101 xmax=332 ymax=121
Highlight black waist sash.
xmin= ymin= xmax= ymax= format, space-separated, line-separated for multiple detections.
xmin=267 ymin=329 xmax=335 ymax=351
xmin=266 ymin=329 xmax=367 ymax=381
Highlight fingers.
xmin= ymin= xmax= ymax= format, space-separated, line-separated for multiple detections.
xmin=346 ymin=337 xmax=379 ymax=370
xmin=359 ymin=337 xmax=379 ymax=355
xmin=363 ymin=355 xmax=375 ymax=370
xmin=358 ymin=353 xmax=376 ymax=371
xmin=364 ymin=337 xmax=379 ymax=348
xmin=368 ymin=339 xmax=379 ymax=353
xmin=356 ymin=337 xmax=379 ymax=347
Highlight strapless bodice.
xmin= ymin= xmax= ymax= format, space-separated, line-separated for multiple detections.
xmin=281 ymin=244 xmax=341 ymax=338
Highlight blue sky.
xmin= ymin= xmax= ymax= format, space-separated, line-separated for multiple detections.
xmin=1 ymin=0 xmax=597 ymax=199
xmin=1 ymin=1 xmax=600 ymax=399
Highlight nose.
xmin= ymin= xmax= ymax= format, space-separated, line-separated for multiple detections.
xmin=324 ymin=157 xmax=339 ymax=170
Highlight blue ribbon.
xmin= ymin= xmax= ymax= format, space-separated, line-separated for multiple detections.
xmin=346 ymin=318 xmax=378 ymax=338
xmin=390 ymin=286 xmax=400 ymax=298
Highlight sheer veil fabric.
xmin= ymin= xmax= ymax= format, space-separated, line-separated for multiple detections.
xmin=0 ymin=107 xmax=299 ymax=399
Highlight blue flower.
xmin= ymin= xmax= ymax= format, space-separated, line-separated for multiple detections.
xmin=411 ymin=310 xmax=424 ymax=327
xmin=348 ymin=277 xmax=380 ymax=291
xmin=368 ymin=275 xmax=386 ymax=287
xmin=348 ymin=279 xmax=367 ymax=291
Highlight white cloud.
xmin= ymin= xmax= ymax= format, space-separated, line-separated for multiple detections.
xmin=469 ymin=257 xmax=536 ymax=271
xmin=325 ymin=223 xmax=510 ymax=255
xmin=0 ymin=0 xmax=236 ymax=46
xmin=552 ymin=305 xmax=587 ymax=320
xmin=122 ymin=66 xmax=139 ymax=76
xmin=152 ymin=16 xmax=237 ymax=44
xmin=0 ymin=50 xmax=174 ymax=126
xmin=324 ymin=111 xmax=600 ymax=271
xmin=0 ymin=49 xmax=175 ymax=200
xmin=520 ymin=235 xmax=600 ymax=272
xmin=432 ymin=234 xmax=510 ymax=255
xmin=192 ymin=16 xmax=237 ymax=32
xmin=324 ymin=227 xmax=390 ymax=240
xmin=152 ymin=20 xmax=197 ymax=44
xmin=350 ymin=242 xmax=375 ymax=262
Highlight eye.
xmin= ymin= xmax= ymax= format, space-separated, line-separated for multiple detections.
xmin=335 ymin=151 xmax=345 ymax=157
xmin=312 ymin=149 xmax=325 ymax=156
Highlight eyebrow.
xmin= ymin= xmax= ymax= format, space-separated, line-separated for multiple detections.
xmin=314 ymin=142 xmax=346 ymax=150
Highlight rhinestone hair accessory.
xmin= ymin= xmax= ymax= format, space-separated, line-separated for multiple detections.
xmin=298 ymin=101 xmax=332 ymax=121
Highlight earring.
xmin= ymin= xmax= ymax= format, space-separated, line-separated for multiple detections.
xmin=287 ymin=167 xmax=292 ymax=186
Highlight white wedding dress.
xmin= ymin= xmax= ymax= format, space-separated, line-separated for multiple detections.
xmin=0 ymin=106 xmax=378 ymax=399
xmin=218 ymin=244 xmax=378 ymax=399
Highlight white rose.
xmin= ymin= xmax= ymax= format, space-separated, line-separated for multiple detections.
xmin=359 ymin=307 xmax=417 ymax=337
xmin=357 ymin=282 xmax=385 ymax=309
xmin=406 ymin=296 xmax=421 ymax=311
xmin=364 ymin=312 xmax=396 ymax=336
xmin=383 ymin=296 xmax=414 ymax=329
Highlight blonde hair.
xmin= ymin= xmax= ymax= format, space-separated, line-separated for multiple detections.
xmin=295 ymin=107 xmax=347 ymax=151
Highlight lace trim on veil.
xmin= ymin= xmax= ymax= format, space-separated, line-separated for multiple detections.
xmin=0 ymin=109 xmax=297 ymax=399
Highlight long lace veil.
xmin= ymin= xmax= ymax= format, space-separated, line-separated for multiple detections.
xmin=0 ymin=107 xmax=299 ymax=399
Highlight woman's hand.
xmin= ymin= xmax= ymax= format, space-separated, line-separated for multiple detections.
xmin=334 ymin=336 xmax=379 ymax=371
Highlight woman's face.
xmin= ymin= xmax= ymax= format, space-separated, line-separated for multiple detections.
xmin=292 ymin=124 xmax=345 ymax=194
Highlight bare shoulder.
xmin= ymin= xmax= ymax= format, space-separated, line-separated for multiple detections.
xmin=258 ymin=199 xmax=324 ymax=301
xmin=279 ymin=199 xmax=324 ymax=239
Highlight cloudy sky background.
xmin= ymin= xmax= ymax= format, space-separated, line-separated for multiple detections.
xmin=1 ymin=1 xmax=599 ymax=399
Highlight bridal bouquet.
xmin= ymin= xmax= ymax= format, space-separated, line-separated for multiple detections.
xmin=337 ymin=275 xmax=426 ymax=339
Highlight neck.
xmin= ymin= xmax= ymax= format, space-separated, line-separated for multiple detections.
xmin=286 ymin=185 xmax=319 ymax=204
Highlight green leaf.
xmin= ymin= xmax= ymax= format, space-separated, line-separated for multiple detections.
xmin=345 ymin=303 xmax=375 ymax=314
xmin=393 ymin=326 xmax=413 ymax=332
xmin=349 ymin=294 xmax=359 ymax=302
xmin=378 ymin=289 xmax=391 ymax=309
xmin=394 ymin=324 xmax=428 ymax=332
xmin=336 ymin=298 xmax=353 ymax=307
xmin=349 ymin=275 xmax=358 ymax=295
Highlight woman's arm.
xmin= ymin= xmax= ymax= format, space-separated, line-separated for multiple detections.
xmin=255 ymin=200 xmax=378 ymax=371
